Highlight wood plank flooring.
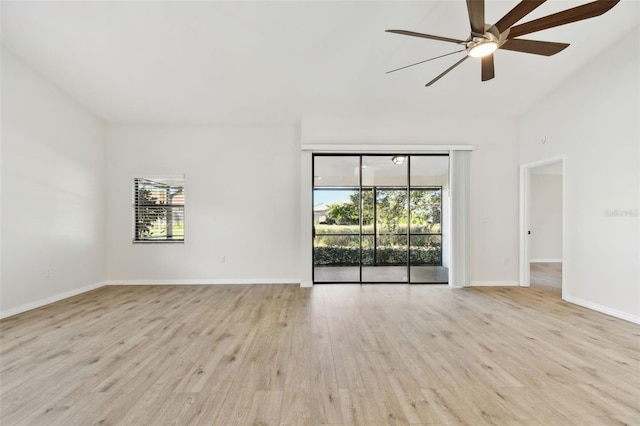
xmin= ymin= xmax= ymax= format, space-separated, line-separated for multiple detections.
xmin=530 ymin=262 xmax=562 ymax=288
xmin=1 ymin=284 xmax=639 ymax=425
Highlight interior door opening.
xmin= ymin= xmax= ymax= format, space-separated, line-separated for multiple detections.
xmin=313 ymin=154 xmax=449 ymax=284
xmin=524 ymin=159 xmax=564 ymax=294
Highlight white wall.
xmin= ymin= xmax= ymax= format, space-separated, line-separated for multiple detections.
xmin=105 ymin=125 xmax=300 ymax=283
xmin=518 ymin=25 xmax=639 ymax=321
xmin=529 ymin=173 xmax=563 ymax=261
xmin=1 ymin=48 xmax=106 ymax=316
xmin=301 ymin=113 xmax=520 ymax=285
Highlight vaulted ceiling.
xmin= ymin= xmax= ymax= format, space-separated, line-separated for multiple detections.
xmin=2 ymin=1 xmax=638 ymax=124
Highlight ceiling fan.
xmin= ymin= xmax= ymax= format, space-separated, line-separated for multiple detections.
xmin=386 ymin=0 xmax=620 ymax=86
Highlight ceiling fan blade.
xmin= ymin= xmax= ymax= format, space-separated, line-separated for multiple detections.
xmin=500 ymin=38 xmax=570 ymax=56
xmin=426 ymin=56 xmax=469 ymax=87
xmin=386 ymin=30 xmax=465 ymax=44
xmin=508 ymin=0 xmax=620 ymax=39
xmin=495 ymin=0 xmax=547 ymax=33
xmin=386 ymin=50 xmax=466 ymax=74
xmin=466 ymin=0 xmax=485 ymax=34
xmin=481 ymin=54 xmax=495 ymax=81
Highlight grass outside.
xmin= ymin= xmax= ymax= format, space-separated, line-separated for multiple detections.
xmin=315 ymin=223 xmax=441 ymax=235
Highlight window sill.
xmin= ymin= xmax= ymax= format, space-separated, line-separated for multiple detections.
xmin=132 ymin=240 xmax=185 ymax=244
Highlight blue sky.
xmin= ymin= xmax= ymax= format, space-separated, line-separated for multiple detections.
xmin=313 ymin=189 xmax=355 ymax=206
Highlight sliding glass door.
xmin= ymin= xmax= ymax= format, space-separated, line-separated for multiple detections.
xmin=313 ymin=154 xmax=448 ymax=284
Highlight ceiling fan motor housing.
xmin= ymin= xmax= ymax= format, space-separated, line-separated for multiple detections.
xmin=466 ymin=27 xmax=500 ymax=57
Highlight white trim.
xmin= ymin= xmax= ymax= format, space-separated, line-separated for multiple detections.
xmin=564 ymin=295 xmax=640 ymax=324
xmin=470 ymin=281 xmax=520 ymax=287
xmin=301 ymin=144 xmax=474 ymax=153
xmin=519 ymin=155 xmax=566 ymax=292
xmin=529 ymin=259 xmax=563 ymax=263
xmin=519 ymin=165 xmax=528 ymax=286
xmin=106 ymin=278 xmax=300 ymax=285
xmin=300 ymin=150 xmax=313 ymax=287
xmin=519 ymin=155 xmax=566 ymax=169
xmin=0 ymin=281 xmax=107 ymax=319
xmin=300 ymin=281 xmax=313 ymax=288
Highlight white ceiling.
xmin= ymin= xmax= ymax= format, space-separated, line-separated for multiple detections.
xmin=2 ymin=1 xmax=638 ymax=125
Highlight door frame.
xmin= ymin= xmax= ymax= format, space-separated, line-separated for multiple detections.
xmin=300 ymin=144 xmax=473 ymax=288
xmin=518 ymin=155 xmax=566 ymax=293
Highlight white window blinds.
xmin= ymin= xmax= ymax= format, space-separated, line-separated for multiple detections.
xmin=133 ymin=176 xmax=185 ymax=242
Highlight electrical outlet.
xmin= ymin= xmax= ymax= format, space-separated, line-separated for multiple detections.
xmin=503 ymin=257 xmax=509 ymax=266
xmin=220 ymin=256 xmax=226 ymax=264
xmin=45 ymin=268 xmax=52 ymax=278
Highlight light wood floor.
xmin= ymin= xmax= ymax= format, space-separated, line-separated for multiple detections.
xmin=314 ymin=266 xmax=449 ymax=283
xmin=530 ymin=262 xmax=562 ymax=289
xmin=1 ymin=284 xmax=639 ymax=425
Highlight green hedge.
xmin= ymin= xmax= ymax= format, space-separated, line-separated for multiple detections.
xmin=314 ymin=246 xmax=361 ymax=265
xmin=315 ymin=235 xmax=441 ymax=249
xmin=314 ymin=246 xmax=440 ymax=266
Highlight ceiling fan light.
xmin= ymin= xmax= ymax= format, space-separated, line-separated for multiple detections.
xmin=468 ymin=40 xmax=498 ymax=58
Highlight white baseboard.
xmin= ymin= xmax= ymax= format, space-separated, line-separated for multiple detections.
xmin=300 ymin=281 xmax=313 ymax=288
xmin=470 ymin=281 xmax=520 ymax=287
xmin=0 ymin=281 xmax=107 ymax=319
xmin=563 ymin=295 xmax=640 ymax=324
xmin=529 ymin=259 xmax=563 ymax=263
xmin=105 ymin=278 xmax=301 ymax=286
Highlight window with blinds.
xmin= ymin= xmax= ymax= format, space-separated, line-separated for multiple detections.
xmin=133 ymin=176 xmax=185 ymax=242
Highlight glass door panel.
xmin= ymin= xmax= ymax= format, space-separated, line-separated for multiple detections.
xmin=409 ymin=156 xmax=448 ymax=283
xmin=362 ymin=156 xmax=408 ymax=283
xmin=313 ymin=156 xmax=361 ymax=282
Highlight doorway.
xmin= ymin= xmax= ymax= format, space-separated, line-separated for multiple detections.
xmin=519 ymin=157 xmax=565 ymax=293
xmin=313 ymin=154 xmax=449 ymax=284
